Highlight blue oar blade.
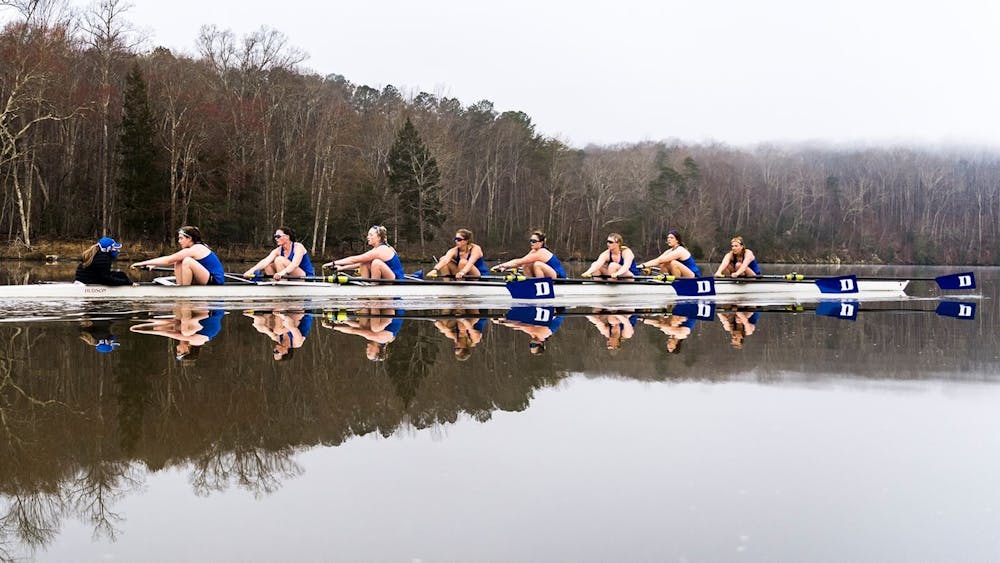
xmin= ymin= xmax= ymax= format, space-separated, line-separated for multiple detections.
xmin=815 ymin=300 xmax=859 ymax=320
xmin=505 ymin=306 xmax=558 ymax=325
xmin=672 ymin=300 xmax=716 ymax=320
xmin=815 ymin=275 xmax=859 ymax=294
xmin=506 ymin=278 xmax=556 ymax=299
xmin=409 ymin=269 xmax=424 ymax=280
xmin=935 ymin=301 xmax=976 ymax=320
xmin=672 ymin=276 xmax=716 ymax=297
xmin=935 ymin=272 xmax=976 ymax=290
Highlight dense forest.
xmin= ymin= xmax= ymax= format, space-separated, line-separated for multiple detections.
xmin=2 ymin=0 xmax=998 ymax=265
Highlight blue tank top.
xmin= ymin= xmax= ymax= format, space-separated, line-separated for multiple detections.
xmin=380 ymin=244 xmax=405 ymax=279
xmin=730 ymin=253 xmax=761 ymax=275
xmin=196 ymin=309 xmax=224 ymax=339
xmin=385 ymin=316 xmax=404 ymax=337
xmin=544 ymin=249 xmax=566 ymax=278
xmin=281 ymin=244 xmax=315 ymax=276
xmin=616 ymin=247 xmax=641 ymax=276
xmin=453 ymin=247 xmax=489 ymax=276
xmin=196 ymin=250 xmax=226 ymax=285
xmin=680 ymin=255 xmax=701 ymax=277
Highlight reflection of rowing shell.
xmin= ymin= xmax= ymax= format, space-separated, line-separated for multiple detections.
xmin=0 ymin=272 xmax=950 ymax=303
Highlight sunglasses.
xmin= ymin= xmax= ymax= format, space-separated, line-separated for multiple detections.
xmin=274 ymin=233 xmax=285 ymax=240
xmin=454 ymin=237 xmax=465 ymax=242
xmin=529 ymin=239 xmax=541 ymax=244
xmin=607 ymin=240 xmax=617 ymax=244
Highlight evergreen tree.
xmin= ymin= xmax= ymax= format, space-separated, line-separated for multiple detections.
xmin=387 ymin=117 xmax=444 ymax=253
xmin=118 ymin=64 xmax=166 ymax=238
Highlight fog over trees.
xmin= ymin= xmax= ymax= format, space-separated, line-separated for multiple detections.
xmin=1 ymin=2 xmax=997 ymax=264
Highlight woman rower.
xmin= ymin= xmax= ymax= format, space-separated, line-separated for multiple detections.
xmin=714 ymin=236 xmax=760 ymax=278
xmin=491 ymin=230 xmax=566 ymax=279
xmin=131 ymin=226 xmax=225 ymax=285
xmin=581 ymin=232 xmax=640 ymax=279
xmin=244 ymin=226 xmax=315 ymax=280
xmin=75 ymin=236 xmax=134 ymax=286
xmin=426 ymin=228 xmax=488 ymax=279
xmin=322 ymin=225 xmax=404 ymax=280
xmin=638 ymin=230 xmax=701 ymax=278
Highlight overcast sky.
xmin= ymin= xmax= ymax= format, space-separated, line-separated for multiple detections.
xmin=117 ymin=0 xmax=1000 ymax=149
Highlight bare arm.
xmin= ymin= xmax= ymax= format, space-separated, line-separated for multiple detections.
xmin=244 ymin=248 xmax=281 ymax=276
xmin=582 ymin=250 xmax=611 ymax=277
xmin=456 ymin=245 xmax=485 ymax=278
xmin=715 ymin=251 xmax=734 ymax=277
xmin=733 ymin=249 xmax=756 ymax=277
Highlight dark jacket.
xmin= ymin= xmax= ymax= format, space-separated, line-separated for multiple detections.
xmin=74 ymin=252 xmax=133 ymax=286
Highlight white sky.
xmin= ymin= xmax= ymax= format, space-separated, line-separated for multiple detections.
xmin=117 ymin=0 xmax=1000 ymax=148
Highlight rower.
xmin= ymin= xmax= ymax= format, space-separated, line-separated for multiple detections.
xmin=427 ymin=229 xmax=489 ymax=279
xmin=75 ymin=236 xmax=134 ymax=286
xmin=491 ymin=230 xmax=566 ymax=279
xmin=714 ymin=236 xmax=760 ymax=278
xmin=323 ymin=225 xmax=404 ymax=280
xmin=131 ymin=226 xmax=225 ymax=285
xmin=638 ymin=230 xmax=701 ymax=278
xmin=244 ymin=226 xmax=315 ymax=280
xmin=581 ymin=232 xmax=640 ymax=279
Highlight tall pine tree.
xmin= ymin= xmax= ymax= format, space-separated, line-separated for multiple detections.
xmin=118 ymin=64 xmax=166 ymax=239
xmin=387 ymin=118 xmax=444 ymax=253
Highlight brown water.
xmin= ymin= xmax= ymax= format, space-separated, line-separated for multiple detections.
xmin=0 ymin=264 xmax=996 ymax=562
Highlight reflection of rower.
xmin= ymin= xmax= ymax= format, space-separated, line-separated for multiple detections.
xmin=246 ymin=310 xmax=314 ymax=361
xmin=643 ymin=313 xmax=696 ymax=353
xmin=493 ymin=306 xmax=564 ymax=354
xmin=586 ymin=312 xmax=638 ymax=351
xmin=328 ymin=309 xmax=404 ymax=362
xmin=131 ymin=306 xmax=225 ymax=363
xmin=433 ymin=310 xmax=487 ymax=361
xmin=717 ymin=309 xmax=759 ymax=349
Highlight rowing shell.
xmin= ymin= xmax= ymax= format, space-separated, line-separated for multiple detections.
xmin=0 ymin=277 xmax=909 ymax=303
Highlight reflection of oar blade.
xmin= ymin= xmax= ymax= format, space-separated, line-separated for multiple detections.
xmin=935 ymin=301 xmax=977 ymax=320
xmin=505 ymin=306 xmax=558 ymax=325
xmin=672 ymin=300 xmax=716 ymax=320
xmin=815 ymin=300 xmax=859 ymax=320
xmin=935 ymin=272 xmax=976 ymax=290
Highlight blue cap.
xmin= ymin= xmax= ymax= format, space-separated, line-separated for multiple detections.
xmin=95 ymin=337 xmax=120 ymax=353
xmin=98 ymin=237 xmax=122 ymax=252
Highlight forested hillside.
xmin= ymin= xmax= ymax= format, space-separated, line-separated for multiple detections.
xmin=2 ymin=1 xmax=997 ymax=264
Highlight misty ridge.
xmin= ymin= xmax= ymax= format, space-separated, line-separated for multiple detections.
xmin=2 ymin=3 xmax=998 ymax=265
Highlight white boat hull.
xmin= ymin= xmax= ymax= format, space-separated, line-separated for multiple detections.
xmin=0 ymin=278 xmax=909 ymax=304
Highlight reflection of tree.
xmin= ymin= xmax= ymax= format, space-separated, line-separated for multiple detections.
xmin=65 ymin=461 xmax=143 ymax=541
xmin=0 ymin=492 xmax=61 ymax=562
xmin=385 ymin=322 xmax=438 ymax=410
xmin=189 ymin=445 xmax=302 ymax=499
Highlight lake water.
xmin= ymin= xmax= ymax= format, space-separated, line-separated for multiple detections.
xmin=0 ymin=264 xmax=996 ymax=562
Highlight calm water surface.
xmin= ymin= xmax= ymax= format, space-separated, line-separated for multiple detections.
xmin=0 ymin=264 xmax=996 ymax=562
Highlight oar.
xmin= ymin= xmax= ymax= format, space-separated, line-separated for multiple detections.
xmin=749 ymin=271 xmax=976 ymax=291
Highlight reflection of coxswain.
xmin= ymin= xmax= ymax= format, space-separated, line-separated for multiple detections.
xmin=642 ymin=313 xmax=696 ymax=353
xmin=131 ymin=306 xmax=224 ymax=363
xmin=78 ymin=319 xmax=120 ymax=353
xmin=433 ymin=311 xmax=487 ymax=361
xmin=326 ymin=309 xmax=404 ymax=362
xmin=717 ymin=310 xmax=759 ymax=349
xmin=493 ymin=306 xmax=564 ymax=355
xmin=246 ymin=310 xmax=314 ymax=361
